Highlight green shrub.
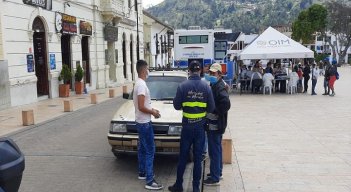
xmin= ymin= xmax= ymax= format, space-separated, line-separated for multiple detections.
xmin=58 ymin=64 xmax=73 ymax=84
xmin=75 ymin=64 xmax=84 ymax=82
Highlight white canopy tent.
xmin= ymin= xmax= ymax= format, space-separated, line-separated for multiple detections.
xmin=239 ymin=27 xmax=314 ymax=60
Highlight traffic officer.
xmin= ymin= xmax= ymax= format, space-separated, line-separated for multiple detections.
xmin=168 ymin=61 xmax=215 ymax=192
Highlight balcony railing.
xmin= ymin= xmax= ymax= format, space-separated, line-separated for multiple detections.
xmin=101 ymin=0 xmax=125 ymax=18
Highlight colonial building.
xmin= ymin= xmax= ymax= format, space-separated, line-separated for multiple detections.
xmin=0 ymin=0 xmax=143 ymax=108
xmin=143 ymin=11 xmax=173 ymax=68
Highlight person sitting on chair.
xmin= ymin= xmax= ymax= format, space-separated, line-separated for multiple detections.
xmin=262 ymin=71 xmax=274 ymax=93
xmin=250 ymin=71 xmax=263 ymax=93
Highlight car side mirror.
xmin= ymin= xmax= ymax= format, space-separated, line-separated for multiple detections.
xmin=123 ymin=93 xmax=130 ymax=99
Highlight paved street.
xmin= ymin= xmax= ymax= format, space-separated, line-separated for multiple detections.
xmin=9 ymin=98 xmax=188 ymax=192
xmin=2 ymin=67 xmax=350 ymax=192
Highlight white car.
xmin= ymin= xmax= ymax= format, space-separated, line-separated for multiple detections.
xmin=107 ymin=70 xmax=188 ymax=157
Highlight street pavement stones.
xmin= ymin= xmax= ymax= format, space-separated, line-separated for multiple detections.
xmin=221 ymin=66 xmax=351 ymax=192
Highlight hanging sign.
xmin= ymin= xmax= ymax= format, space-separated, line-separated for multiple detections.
xmin=23 ymin=0 xmax=52 ymax=10
xmin=104 ymin=26 xmax=118 ymax=42
xmin=80 ymin=21 xmax=92 ymax=36
xmin=56 ymin=13 xmax=77 ymax=34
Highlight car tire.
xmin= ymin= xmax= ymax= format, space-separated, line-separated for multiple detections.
xmin=113 ymin=151 xmax=125 ymax=159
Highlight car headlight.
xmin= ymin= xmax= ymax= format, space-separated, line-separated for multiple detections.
xmin=110 ymin=123 xmax=127 ymax=133
xmin=168 ymin=125 xmax=182 ymax=135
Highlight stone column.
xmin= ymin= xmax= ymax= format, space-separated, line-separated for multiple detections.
xmin=107 ymin=41 xmax=117 ymax=82
xmin=125 ymin=39 xmax=132 ymax=81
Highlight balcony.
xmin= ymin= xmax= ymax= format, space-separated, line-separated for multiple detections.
xmin=101 ymin=0 xmax=125 ymax=20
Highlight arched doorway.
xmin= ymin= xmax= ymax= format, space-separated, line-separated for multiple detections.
xmin=61 ymin=35 xmax=72 ymax=88
xmin=81 ymin=36 xmax=91 ymax=84
xmin=32 ymin=17 xmax=49 ymax=96
xmin=122 ymin=33 xmax=127 ymax=79
xmin=130 ymin=34 xmax=134 ymax=81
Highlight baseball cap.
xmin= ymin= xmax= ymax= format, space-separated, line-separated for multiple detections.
xmin=189 ymin=61 xmax=201 ymax=72
xmin=209 ymin=63 xmax=222 ymax=73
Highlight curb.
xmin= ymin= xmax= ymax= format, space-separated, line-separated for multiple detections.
xmin=2 ymin=96 xmax=122 ymax=138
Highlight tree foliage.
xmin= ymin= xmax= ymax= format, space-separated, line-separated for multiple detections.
xmin=326 ymin=0 xmax=351 ymax=63
xmin=292 ymin=4 xmax=327 ymax=44
xmin=147 ymin=0 xmax=318 ymax=34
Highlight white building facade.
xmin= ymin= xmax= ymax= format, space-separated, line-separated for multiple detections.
xmin=313 ymin=34 xmax=351 ymax=64
xmin=0 ymin=0 xmax=143 ymax=108
xmin=143 ymin=11 xmax=173 ymax=68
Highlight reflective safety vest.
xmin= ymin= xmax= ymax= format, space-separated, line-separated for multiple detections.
xmin=182 ymin=102 xmax=207 ymax=119
xmin=173 ymin=75 xmax=215 ymax=125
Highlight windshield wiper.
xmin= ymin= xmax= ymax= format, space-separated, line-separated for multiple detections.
xmin=159 ymin=97 xmax=174 ymax=101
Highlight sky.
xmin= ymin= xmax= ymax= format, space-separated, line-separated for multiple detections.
xmin=142 ymin=0 xmax=164 ymax=8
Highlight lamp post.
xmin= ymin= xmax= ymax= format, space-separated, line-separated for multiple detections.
xmin=135 ymin=0 xmax=140 ymax=61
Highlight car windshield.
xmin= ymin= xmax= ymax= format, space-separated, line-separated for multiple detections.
xmin=146 ymin=76 xmax=187 ymax=100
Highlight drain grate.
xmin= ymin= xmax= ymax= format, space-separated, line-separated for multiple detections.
xmin=98 ymin=93 xmax=104 ymax=95
xmin=48 ymin=105 xmax=58 ymax=107
xmin=77 ymin=97 xmax=86 ymax=100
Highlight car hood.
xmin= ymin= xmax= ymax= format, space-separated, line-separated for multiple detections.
xmin=112 ymin=100 xmax=182 ymax=123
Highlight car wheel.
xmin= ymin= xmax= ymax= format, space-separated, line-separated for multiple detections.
xmin=113 ymin=151 xmax=125 ymax=159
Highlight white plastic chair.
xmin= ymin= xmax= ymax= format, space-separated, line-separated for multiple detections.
xmin=263 ymin=85 xmax=272 ymax=95
xmin=287 ymin=74 xmax=299 ymax=94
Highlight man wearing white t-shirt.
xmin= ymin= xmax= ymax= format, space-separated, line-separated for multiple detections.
xmin=133 ymin=60 xmax=163 ymax=190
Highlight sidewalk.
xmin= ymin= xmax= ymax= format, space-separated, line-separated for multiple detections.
xmin=225 ymin=66 xmax=351 ymax=192
xmin=0 ymin=84 xmax=133 ymax=137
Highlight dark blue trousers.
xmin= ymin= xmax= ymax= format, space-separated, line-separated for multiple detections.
xmin=175 ymin=124 xmax=205 ymax=192
xmin=207 ymin=131 xmax=223 ymax=182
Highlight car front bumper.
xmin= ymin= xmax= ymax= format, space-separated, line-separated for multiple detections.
xmin=108 ymin=133 xmax=180 ymax=154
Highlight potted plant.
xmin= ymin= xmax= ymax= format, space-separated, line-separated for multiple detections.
xmin=74 ymin=64 xmax=84 ymax=94
xmin=58 ymin=64 xmax=72 ymax=97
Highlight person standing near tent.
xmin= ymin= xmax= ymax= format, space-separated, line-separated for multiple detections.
xmin=303 ymin=63 xmax=311 ymax=93
xmin=322 ymin=61 xmax=331 ymax=95
xmin=328 ymin=61 xmax=338 ymax=96
xmin=311 ymin=63 xmax=319 ymax=95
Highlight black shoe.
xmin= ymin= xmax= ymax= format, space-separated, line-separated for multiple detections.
xmin=138 ymin=173 xmax=146 ymax=180
xmin=168 ymin=184 xmax=183 ymax=192
xmin=303 ymin=91 xmax=307 ymax=93
xmin=206 ymin=173 xmax=223 ymax=180
xmin=312 ymin=93 xmax=317 ymax=95
xmin=329 ymin=92 xmax=335 ymax=97
xmin=145 ymin=179 xmax=163 ymax=190
xmin=322 ymin=92 xmax=328 ymax=95
xmin=203 ymin=178 xmax=220 ymax=186
xmin=138 ymin=173 xmax=155 ymax=180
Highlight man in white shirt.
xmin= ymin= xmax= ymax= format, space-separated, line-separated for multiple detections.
xmin=133 ymin=60 xmax=163 ymax=190
xmin=311 ymin=63 xmax=319 ymax=95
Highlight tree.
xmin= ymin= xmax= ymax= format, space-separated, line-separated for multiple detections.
xmin=292 ymin=4 xmax=327 ymax=44
xmin=326 ymin=0 xmax=351 ymax=64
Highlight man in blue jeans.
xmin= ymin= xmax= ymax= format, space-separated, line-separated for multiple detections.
xmin=203 ymin=63 xmax=231 ymax=186
xmin=133 ymin=60 xmax=163 ymax=190
xmin=168 ymin=61 xmax=215 ymax=192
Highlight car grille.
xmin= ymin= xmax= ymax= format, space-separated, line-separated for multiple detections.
xmin=126 ymin=123 xmax=169 ymax=134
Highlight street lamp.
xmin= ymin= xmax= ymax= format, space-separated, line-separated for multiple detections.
xmin=127 ymin=0 xmax=142 ymax=61
xmin=136 ymin=0 xmax=140 ymax=60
